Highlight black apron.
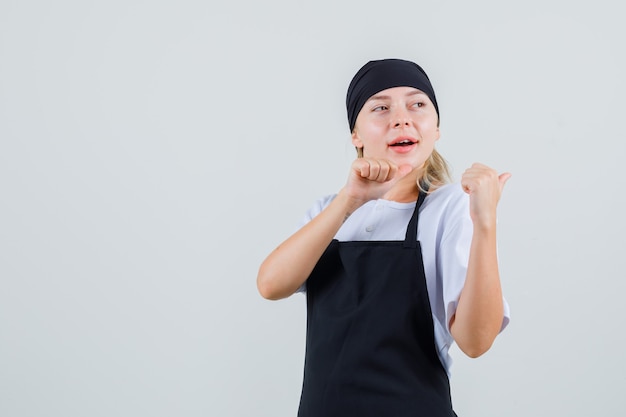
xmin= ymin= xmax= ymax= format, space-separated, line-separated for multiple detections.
xmin=298 ymin=192 xmax=456 ymax=417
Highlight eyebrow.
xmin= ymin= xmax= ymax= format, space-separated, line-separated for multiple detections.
xmin=367 ymin=90 xmax=426 ymax=102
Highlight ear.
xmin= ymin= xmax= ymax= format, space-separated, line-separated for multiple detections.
xmin=351 ymin=130 xmax=364 ymax=149
xmin=434 ymin=127 xmax=440 ymax=142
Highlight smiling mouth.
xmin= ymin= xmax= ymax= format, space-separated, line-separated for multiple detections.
xmin=390 ymin=139 xmax=417 ymax=147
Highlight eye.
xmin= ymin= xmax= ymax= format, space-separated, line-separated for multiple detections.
xmin=412 ymin=101 xmax=425 ymax=108
xmin=372 ymin=105 xmax=388 ymax=112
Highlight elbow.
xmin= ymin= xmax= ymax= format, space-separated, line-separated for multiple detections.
xmin=450 ymin=308 xmax=504 ymax=358
xmin=451 ymin=321 xmax=499 ymax=359
xmin=256 ymin=263 xmax=286 ymax=300
xmin=256 ymin=273 xmax=277 ymax=300
xmin=457 ymin=340 xmax=494 ymax=358
xmin=455 ymin=328 xmax=498 ymax=358
xmin=257 ymin=278 xmax=281 ymax=300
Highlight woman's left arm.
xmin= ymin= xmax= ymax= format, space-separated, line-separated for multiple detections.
xmin=449 ymin=163 xmax=511 ymax=358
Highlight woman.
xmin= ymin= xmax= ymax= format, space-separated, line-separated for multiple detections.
xmin=257 ymin=58 xmax=511 ymax=416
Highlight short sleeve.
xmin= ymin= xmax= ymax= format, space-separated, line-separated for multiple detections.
xmin=296 ymin=194 xmax=337 ymax=229
xmin=436 ymin=189 xmax=473 ymax=333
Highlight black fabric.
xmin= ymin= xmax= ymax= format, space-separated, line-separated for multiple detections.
xmin=297 ymin=193 xmax=455 ymax=417
xmin=346 ymin=58 xmax=439 ymax=132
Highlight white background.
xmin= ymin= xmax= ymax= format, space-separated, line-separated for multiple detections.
xmin=1 ymin=1 xmax=625 ymax=416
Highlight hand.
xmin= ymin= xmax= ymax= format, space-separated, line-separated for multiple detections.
xmin=342 ymin=158 xmax=414 ymax=208
xmin=461 ymin=163 xmax=511 ymax=228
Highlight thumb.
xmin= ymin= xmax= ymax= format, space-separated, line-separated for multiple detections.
xmin=498 ymin=172 xmax=512 ymax=192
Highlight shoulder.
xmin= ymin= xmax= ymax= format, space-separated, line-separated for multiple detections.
xmin=419 ymin=183 xmax=472 ymax=245
xmin=423 ymin=183 xmax=469 ymax=216
xmin=299 ymin=194 xmax=337 ymax=225
xmin=428 ymin=182 xmax=466 ymax=200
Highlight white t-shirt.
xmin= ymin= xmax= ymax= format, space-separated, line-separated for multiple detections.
xmin=297 ymin=182 xmax=510 ymax=375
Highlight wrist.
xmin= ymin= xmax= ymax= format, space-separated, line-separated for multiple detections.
xmin=335 ymin=188 xmax=367 ymax=220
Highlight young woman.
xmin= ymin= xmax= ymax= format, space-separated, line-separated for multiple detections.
xmin=257 ymin=58 xmax=511 ymax=416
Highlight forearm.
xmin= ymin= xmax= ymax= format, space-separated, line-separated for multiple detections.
xmin=450 ymin=223 xmax=504 ymax=358
xmin=257 ymin=191 xmax=362 ymax=300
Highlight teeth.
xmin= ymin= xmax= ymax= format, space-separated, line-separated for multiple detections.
xmin=390 ymin=139 xmax=415 ymax=146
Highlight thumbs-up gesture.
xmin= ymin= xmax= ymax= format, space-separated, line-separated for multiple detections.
xmin=461 ymin=163 xmax=511 ymax=229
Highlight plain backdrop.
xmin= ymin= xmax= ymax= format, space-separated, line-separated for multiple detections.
xmin=1 ymin=1 xmax=625 ymax=416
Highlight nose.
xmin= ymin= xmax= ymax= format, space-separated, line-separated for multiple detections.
xmin=392 ymin=108 xmax=411 ymax=128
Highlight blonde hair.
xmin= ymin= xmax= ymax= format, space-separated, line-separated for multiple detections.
xmin=355 ymin=147 xmax=451 ymax=193
xmin=418 ymin=148 xmax=452 ymax=193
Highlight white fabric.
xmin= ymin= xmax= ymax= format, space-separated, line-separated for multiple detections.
xmin=297 ymin=182 xmax=510 ymax=376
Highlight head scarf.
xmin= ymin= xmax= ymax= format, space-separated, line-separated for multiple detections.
xmin=346 ymin=58 xmax=439 ymax=131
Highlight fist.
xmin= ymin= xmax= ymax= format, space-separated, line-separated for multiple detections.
xmin=344 ymin=158 xmax=414 ymax=205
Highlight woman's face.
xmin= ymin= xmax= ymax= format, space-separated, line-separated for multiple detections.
xmin=351 ymin=86 xmax=440 ymax=170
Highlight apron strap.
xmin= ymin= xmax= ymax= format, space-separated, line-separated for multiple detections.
xmin=403 ymin=190 xmax=428 ymax=248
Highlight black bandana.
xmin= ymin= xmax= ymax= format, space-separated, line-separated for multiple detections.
xmin=346 ymin=58 xmax=439 ymax=132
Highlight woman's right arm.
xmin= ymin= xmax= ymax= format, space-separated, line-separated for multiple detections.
xmin=257 ymin=158 xmax=413 ymax=300
xmin=256 ymin=190 xmax=362 ymax=300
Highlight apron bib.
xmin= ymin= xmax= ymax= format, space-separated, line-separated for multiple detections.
xmin=298 ymin=192 xmax=456 ymax=417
